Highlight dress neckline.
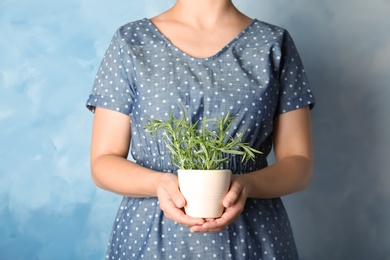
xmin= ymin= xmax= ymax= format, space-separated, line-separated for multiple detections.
xmin=144 ymin=18 xmax=257 ymax=61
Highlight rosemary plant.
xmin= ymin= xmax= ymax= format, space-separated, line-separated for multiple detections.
xmin=145 ymin=106 xmax=262 ymax=170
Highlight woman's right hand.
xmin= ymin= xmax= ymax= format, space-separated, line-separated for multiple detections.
xmin=156 ymin=173 xmax=205 ymax=227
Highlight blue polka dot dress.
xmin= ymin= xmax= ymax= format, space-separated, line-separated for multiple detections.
xmin=86 ymin=18 xmax=315 ymax=260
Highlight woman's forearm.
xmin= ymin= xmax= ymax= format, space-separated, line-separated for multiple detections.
xmin=242 ymin=155 xmax=313 ymax=199
xmin=91 ymin=154 xmax=163 ymax=198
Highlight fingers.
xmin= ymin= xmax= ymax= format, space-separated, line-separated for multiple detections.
xmin=223 ymin=180 xmax=241 ymax=208
xmin=190 ymin=207 xmax=237 ymax=232
xmin=191 ymin=186 xmax=247 ymax=233
xmin=163 ymin=201 xmax=204 ymax=227
xmin=157 ymin=174 xmax=205 ymax=227
xmin=223 ymin=175 xmax=247 ymax=208
xmin=172 ymin=193 xmax=185 ymax=209
xmin=157 ymin=173 xmax=248 ymax=232
xmin=159 ymin=186 xmax=203 ymax=226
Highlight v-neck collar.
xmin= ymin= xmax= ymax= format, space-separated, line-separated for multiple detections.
xmin=145 ymin=18 xmax=257 ymax=61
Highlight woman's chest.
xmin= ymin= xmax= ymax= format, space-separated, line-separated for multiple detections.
xmin=128 ymin=46 xmax=281 ymax=123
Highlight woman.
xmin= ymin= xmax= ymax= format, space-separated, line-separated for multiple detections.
xmin=86 ymin=0 xmax=315 ymax=258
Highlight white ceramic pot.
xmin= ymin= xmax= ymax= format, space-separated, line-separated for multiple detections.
xmin=178 ymin=169 xmax=232 ymax=218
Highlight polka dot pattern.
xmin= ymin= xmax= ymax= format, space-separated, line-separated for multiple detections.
xmin=86 ymin=18 xmax=315 ymax=259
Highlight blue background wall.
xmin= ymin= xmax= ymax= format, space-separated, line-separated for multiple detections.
xmin=1 ymin=0 xmax=389 ymax=259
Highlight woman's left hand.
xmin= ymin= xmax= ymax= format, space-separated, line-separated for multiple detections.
xmin=189 ymin=174 xmax=248 ymax=233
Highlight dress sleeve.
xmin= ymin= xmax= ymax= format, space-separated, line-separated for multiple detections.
xmin=275 ymin=31 xmax=315 ymax=115
xmin=86 ymin=29 xmax=136 ymax=116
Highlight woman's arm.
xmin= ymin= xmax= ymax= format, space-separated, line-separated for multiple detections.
xmin=90 ymin=107 xmax=205 ymax=226
xmin=90 ymin=107 xmax=161 ymax=197
xmin=242 ymin=105 xmax=314 ymax=199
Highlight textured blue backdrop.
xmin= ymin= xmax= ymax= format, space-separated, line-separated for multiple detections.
xmin=1 ymin=0 xmax=389 ymax=259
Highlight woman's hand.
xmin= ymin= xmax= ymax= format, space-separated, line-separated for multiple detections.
xmin=156 ymin=173 xmax=205 ymax=227
xmin=189 ymin=174 xmax=248 ymax=233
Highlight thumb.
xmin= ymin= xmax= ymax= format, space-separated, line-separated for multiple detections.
xmin=172 ymin=190 xmax=186 ymax=208
xmin=223 ymin=181 xmax=242 ymax=208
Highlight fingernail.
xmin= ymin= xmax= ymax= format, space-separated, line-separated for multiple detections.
xmin=176 ymin=198 xmax=184 ymax=207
